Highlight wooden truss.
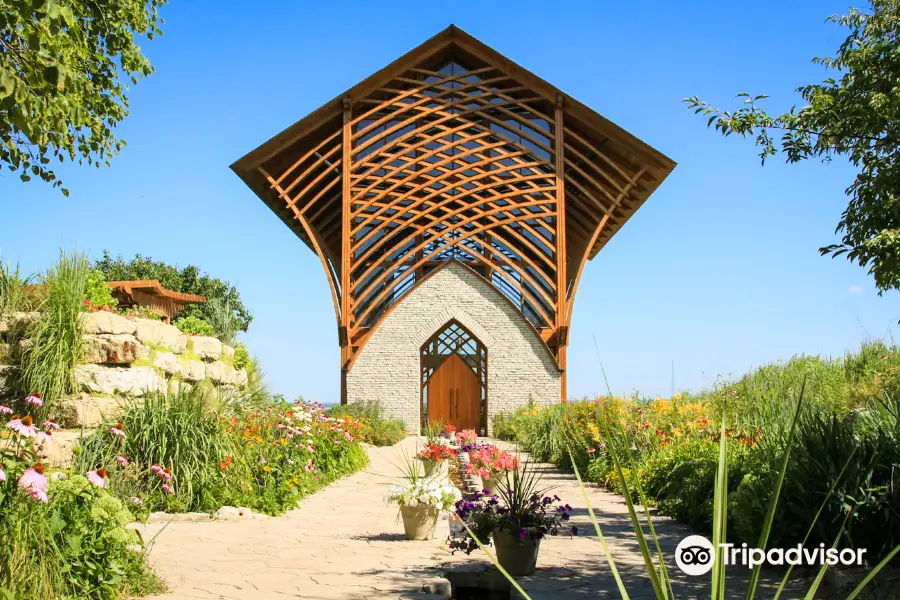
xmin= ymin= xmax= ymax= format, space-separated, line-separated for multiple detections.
xmin=231 ymin=26 xmax=675 ymax=399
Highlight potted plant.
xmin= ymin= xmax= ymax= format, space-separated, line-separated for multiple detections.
xmin=387 ymin=476 xmax=462 ymax=540
xmin=456 ymin=428 xmax=478 ymax=446
xmin=440 ymin=424 xmax=457 ymax=446
xmin=416 ymin=442 xmax=458 ymax=476
xmin=465 ymin=445 xmax=519 ymax=495
xmin=448 ymin=462 xmax=575 ymax=576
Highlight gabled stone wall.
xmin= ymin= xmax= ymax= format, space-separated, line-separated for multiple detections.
xmin=0 ymin=311 xmax=249 ymax=426
xmin=345 ymin=261 xmax=561 ymax=435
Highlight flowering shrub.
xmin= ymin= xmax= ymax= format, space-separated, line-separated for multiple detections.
xmin=455 ymin=429 xmax=478 ymax=446
xmin=440 ymin=424 xmax=457 ymax=439
xmin=387 ymin=477 xmax=462 ymax=511
xmin=465 ymin=446 xmax=519 ymax=480
xmin=0 ymin=395 xmax=160 ymax=598
xmin=416 ymin=442 xmax=458 ymax=462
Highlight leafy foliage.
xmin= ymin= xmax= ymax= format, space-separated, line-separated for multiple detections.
xmin=93 ymin=252 xmax=253 ymax=334
xmin=685 ymin=0 xmax=900 ymax=292
xmin=83 ymin=269 xmax=117 ymax=310
xmin=233 ymin=342 xmax=251 ymax=370
xmin=174 ymin=315 xmax=215 ymax=337
xmin=0 ymin=0 xmax=167 ymax=195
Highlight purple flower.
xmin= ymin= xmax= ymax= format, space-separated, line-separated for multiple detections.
xmin=519 ymin=528 xmax=527 ymax=540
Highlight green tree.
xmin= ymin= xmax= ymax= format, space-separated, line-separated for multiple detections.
xmin=0 ymin=0 xmax=167 ymax=195
xmin=93 ymin=251 xmax=253 ymax=333
xmin=685 ymin=0 xmax=900 ymax=293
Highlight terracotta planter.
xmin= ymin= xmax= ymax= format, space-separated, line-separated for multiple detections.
xmin=421 ymin=458 xmax=443 ymax=477
xmin=493 ymin=527 xmax=541 ymax=576
xmin=400 ymin=504 xmax=439 ymax=540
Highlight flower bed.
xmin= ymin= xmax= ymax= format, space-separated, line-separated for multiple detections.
xmin=1 ymin=396 xmax=160 ymax=599
xmin=77 ymin=389 xmax=370 ymax=516
xmin=500 ymin=341 xmax=900 ymax=559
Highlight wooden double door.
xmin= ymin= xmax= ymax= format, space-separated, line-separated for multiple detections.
xmin=426 ymin=353 xmax=481 ymax=432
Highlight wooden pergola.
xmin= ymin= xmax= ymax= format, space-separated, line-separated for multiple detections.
xmin=231 ymin=25 xmax=675 ymax=400
xmin=106 ymin=280 xmax=206 ymax=323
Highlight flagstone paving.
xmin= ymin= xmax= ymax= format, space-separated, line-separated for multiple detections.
xmin=141 ymin=437 xmax=825 ymax=600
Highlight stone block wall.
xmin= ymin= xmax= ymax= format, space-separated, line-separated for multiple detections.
xmin=0 ymin=311 xmax=249 ymax=426
xmin=345 ymin=261 xmax=561 ymax=435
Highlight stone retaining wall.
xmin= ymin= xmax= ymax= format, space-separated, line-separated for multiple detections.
xmin=0 ymin=311 xmax=249 ymax=426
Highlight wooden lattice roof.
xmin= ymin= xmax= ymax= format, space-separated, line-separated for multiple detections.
xmin=231 ymin=25 xmax=675 ymax=383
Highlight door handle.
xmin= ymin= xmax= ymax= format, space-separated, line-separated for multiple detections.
xmin=455 ymin=388 xmax=459 ymax=419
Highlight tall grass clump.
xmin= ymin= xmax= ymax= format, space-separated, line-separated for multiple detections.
xmin=18 ymin=250 xmax=89 ymax=415
xmin=205 ymin=297 xmax=240 ymax=343
xmin=77 ymin=384 xmax=234 ymax=513
xmin=0 ymin=256 xmax=37 ymax=315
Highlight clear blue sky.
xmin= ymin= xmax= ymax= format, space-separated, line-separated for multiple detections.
xmin=1 ymin=1 xmax=894 ymax=402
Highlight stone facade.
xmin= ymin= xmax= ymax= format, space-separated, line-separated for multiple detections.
xmin=0 ymin=311 xmax=249 ymax=427
xmin=345 ymin=261 xmax=561 ymax=435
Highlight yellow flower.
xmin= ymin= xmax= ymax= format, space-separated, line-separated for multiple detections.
xmin=287 ymin=482 xmax=294 ymax=488
xmin=263 ymin=465 xmax=271 ymax=472
xmin=281 ymin=439 xmax=288 ymax=446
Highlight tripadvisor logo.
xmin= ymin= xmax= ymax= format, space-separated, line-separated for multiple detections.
xmin=675 ymin=535 xmax=867 ymax=576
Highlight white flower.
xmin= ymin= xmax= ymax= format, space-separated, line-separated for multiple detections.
xmin=408 ymin=497 xmax=419 ymax=507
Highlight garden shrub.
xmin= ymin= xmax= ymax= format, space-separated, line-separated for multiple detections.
xmin=326 ymin=401 xmax=406 ymax=446
xmin=173 ymin=315 xmax=216 ymax=337
xmin=233 ymin=342 xmax=251 ymax=370
xmin=83 ymin=268 xmax=118 ymax=311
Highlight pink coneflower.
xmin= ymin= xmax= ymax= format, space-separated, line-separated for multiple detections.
xmin=24 ymin=486 xmax=48 ymax=503
xmin=304 ymin=459 xmax=314 ymax=472
xmin=36 ymin=430 xmax=53 ymax=445
xmin=129 ymin=496 xmax=143 ymax=505
xmin=116 ymin=455 xmax=128 ymax=467
xmin=109 ymin=423 xmax=126 ymax=440
xmin=0 ymin=405 xmax=11 ymax=415
xmin=19 ymin=463 xmax=48 ymax=493
xmin=344 ymin=431 xmax=353 ymax=442
xmin=586 ymin=448 xmax=596 ymax=455
xmin=333 ymin=439 xmax=341 ymax=445
xmin=150 ymin=464 xmax=163 ymax=476
xmin=0 ymin=464 xmax=6 ymax=482
xmin=161 ymin=483 xmax=174 ymax=495
xmin=86 ymin=468 xmax=108 ymax=488
xmin=8 ymin=415 xmax=36 ymax=437
xmin=162 ymin=467 xmax=172 ymax=482
xmin=43 ymin=419 xmax=60 ymax=431
xmin=25 ymin=393 xmax=43 ymax=407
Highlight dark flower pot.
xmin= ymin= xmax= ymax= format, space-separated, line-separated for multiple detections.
xmin=493 ymin=527 xmax=541 ymax=576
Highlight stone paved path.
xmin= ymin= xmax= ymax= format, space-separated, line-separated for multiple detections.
xmin=141 ymin=438 xmax=825 ymax=600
